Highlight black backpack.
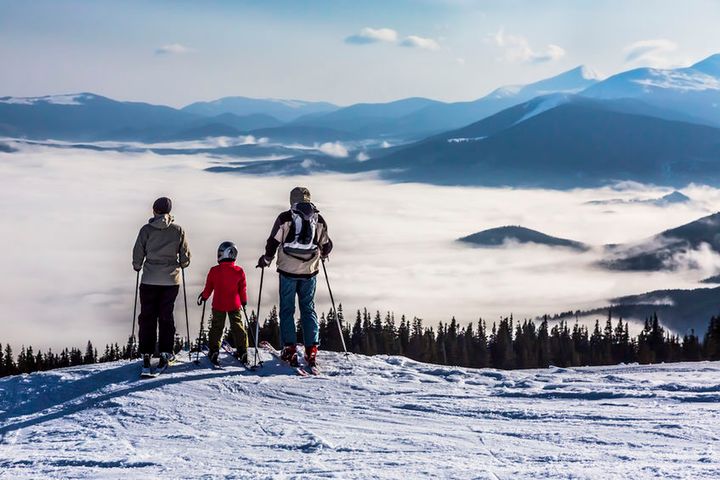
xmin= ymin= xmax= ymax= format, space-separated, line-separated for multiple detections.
xmin=282 ymin=202 xmax=319 ymax=260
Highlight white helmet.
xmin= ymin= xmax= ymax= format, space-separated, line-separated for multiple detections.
xmin=217 ymin=241 xmax=238 ymax=262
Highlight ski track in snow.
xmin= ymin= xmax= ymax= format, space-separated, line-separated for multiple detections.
xmin=1 ymin=353 xmax=719 ymax=479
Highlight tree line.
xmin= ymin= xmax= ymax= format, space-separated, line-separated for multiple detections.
xmin=249 ymin=306 xmax=720 ymax=369
xmin=2 ymin=307 xmax=720 ymax=377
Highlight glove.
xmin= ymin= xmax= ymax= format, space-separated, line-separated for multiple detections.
xmin=242 ymin=301 xmax=247 ymax=308
xmin=320 ymin=241 xmax=333 ymax=260
xmin=197 ymin=294 xmax=206 ymax=306
xmin=256 ymin=255 xmax=271 ymax=268
xmin=133 ymin=266 xmax=142 ymax=272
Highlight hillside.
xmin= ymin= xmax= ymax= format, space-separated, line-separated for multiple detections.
xmin=1 ymin=351 xmax=719 ymax=478
xmin=603 ymin=212 xmax=720 ymax=271
xmin=459 ymin=226 xmax=588 ymax=251
xmin=361 ymin=98 xmax=720 ymax=188
xmin=608 ymin=286 xmax=720 ymax=333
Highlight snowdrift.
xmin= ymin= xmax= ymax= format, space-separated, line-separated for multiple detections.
xmin=1 ymin=351 xmax=719 ymax=479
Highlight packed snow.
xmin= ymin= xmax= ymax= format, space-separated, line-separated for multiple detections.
xmin=1 ymin=352 xmax=718 ymax=479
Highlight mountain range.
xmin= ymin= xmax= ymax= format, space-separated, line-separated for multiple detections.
xmin=3 ymin=54 xmax=720 ymax=188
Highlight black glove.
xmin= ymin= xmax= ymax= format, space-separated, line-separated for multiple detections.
xmin=197 ymin=294 xmax=206 ymax=306
xmin=242 ymin=301 xmax=247 ymax=308
xmin=256 ymin=255 xmax=271 ymax=268
xmin=133 ymin=266 xmax=142 ymax=272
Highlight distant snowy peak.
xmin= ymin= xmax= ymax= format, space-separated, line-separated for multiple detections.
xmin=182 ymin=96 xmax=339 ymax=121
xmin=584 ymin=53 xmax=720 ymax=99
xmin=0 ymin=93 xmax=97 ymax=106
xmin=487 ymin=65 xmax=600 ymax=101
xmin=691 ymin=53 xmax=720 ymax=76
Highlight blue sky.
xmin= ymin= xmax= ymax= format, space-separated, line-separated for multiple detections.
xmin=1 ymin=0 xmax=719 ymax=106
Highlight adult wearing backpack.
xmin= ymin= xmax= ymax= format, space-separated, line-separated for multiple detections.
xmin=132 ymin=197 xmax=191 ymax=375
xmin=257 ymin=187 xmax=332 ymax=368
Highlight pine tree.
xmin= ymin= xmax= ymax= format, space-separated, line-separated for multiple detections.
xmin=59 ymin=348 xmax=70 ymax=368
xmin=350 ymin=310 xmax=364 ymax=353
xmin=704 ymin=317 xmax=720 ymax=360
xmin=3 ymin=344 xmax=16 ymax=376
xmin=70 ymin=348 xmax=83 ymax=366
xmin=490 ymin=318 xmax=515 ymax=369
xmin=396 ymin=315 xmax=408 ymax=355
xmin=83 ymin=341 xmax=96 ymax=364
xmin=683 ymin=329 xmax=702 ymax=361
xmin=537 ymin=317 xmax=551 ymax=367
xmin=474 ymin=319 xmax=490 ymax=368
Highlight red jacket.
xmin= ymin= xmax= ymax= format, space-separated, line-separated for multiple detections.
xmin=201 ymin=262 xmax=248 ymax=312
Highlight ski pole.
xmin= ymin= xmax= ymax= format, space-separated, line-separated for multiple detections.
xmin=181 ymin=267 xmax=191 ymax=361
xmin=254 ymin=267 xmax=265 ymax=366
xmin=130 ymin=269 xmax=140 ymax=358
xmin=195 ymin=299 xmax=206 ymax=364
xmin=321 ymin=258 xmax=348 ymax=356
xmin=242 ymin=305 xmax=263 ymax=368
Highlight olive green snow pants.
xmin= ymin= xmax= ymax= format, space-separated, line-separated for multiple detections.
xmin=208 ymin=309 xmax=248 ymax=354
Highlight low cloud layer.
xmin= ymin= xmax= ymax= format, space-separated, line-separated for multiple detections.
xmin=491 ymin=29 xmax=565 ymax=63
xmin=1 ymin=143 xmax=719 ymax=350
xmin=318 ymin=141 xmax=349 ymax=158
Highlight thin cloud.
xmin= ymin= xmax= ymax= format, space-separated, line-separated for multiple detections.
xmin=400 ymin=35 xmax=440 ymax=51
xmin=345 ymin=27 xmax=398 ymax=45
xmin=624 ymin=39 xmax=679 ymax=68
xmin=318 ymin=141 xmax=349 ymax=158
xmin=491 ymin=29 xmax=565 ymax=64
xmin=155 ymin=43 xmax=194 ymax=55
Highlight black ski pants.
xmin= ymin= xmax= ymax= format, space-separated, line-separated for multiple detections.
xmin=138 ymin=283 xmax=179 ymax=355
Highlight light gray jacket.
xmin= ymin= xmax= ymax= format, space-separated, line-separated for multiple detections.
xmin=132 ymin=214 xmax=191 ymax=286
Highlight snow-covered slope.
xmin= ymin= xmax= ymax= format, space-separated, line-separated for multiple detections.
xmin=1 ymin=352 xmax=719 ymax=479
xmin=581 ymin=54 xmax=720 ymax=126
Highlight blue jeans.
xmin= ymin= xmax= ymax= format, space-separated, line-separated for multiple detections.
xmin=279 ymin=273 xmax=319 ymax=347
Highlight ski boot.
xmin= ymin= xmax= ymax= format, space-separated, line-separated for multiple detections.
xmin=305 ymin=345 xmax=318 ymax=368
xmin=234 ymin=349 xmax=248 ymax=364
xmin=158 ymin=352 xmax=175 ymax=371
xmin=280 ymin=345 xmax=299 ymax=367
xmin=141 ymin=354 xmax=153 ymax=377
xmin=209 ymin=351 xmax=221 ymax=367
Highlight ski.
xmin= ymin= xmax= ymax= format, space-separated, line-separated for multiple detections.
xmin=140 ymin=353 xmax=181 ymax=378
xmin=259 ymin=341 xmax=309 ymax=377
xmin=140 ymin=369 xmax=158 ymax=379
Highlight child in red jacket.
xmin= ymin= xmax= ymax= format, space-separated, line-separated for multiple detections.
xmin=197 ymin=241 xmax=248 ymax=366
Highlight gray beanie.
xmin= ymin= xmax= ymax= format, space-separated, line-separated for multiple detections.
xmin=290 ymin=187 xmax=311 ymax=205
xmin=153 ymin=197 xmax=172 ymax=214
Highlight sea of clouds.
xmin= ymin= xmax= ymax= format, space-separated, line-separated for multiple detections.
xmin=2 ymin=141 xmax=720 ymax=350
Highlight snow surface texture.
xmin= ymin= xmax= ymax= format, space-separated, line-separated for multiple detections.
xmin=1 ymin=353 xmax=719 ymax=479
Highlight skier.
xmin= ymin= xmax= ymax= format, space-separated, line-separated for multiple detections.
xmin=257 ymin=187 xmax=332 ymax=368
xmin=132 ymin=197 xmax=191 ymax=374
xmin=197 ymin=241 xmax=249 ymax=367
